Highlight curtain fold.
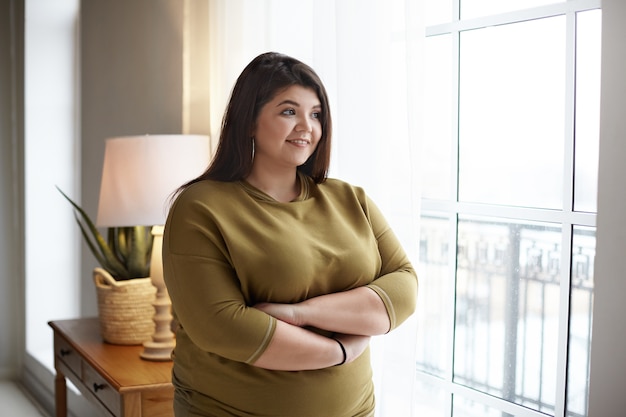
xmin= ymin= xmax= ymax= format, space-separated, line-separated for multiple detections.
xmin=207 ymin=1 xmax=423 ymax=415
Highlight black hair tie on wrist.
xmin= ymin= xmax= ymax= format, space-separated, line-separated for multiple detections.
xmin=334 ymin=338 xmax=347 ymax=366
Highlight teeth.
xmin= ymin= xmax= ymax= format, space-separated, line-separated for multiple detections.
xmin=289 ymin=140 xmax=309 ymax=145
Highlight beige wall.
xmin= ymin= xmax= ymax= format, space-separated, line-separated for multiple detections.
xmin=79 ymin=0 xmax=210 ymax=313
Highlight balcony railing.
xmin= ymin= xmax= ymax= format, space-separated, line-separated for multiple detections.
xmin=417 ymin=216 xmax=594 ymax=417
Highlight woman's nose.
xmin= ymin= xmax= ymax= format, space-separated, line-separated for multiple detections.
xmin=295 ymin=116 xmax=313 ymax=132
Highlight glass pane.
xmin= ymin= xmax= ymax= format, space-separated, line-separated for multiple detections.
xmin=416 ymin=215 xmax=454 ymax=377
xmin=423 ymin=34 xmax=454 ymax=200
xmin=453 ymin=394 xmax=509 ymax=417
xmin=574 ymin=10 xmax=601 ymax=213
xmin=461 ymin=0 xmax=565 ymax=20
xmin=454 ymin=217 xmax=561 ymax=414
xmin=414 ymin=379 xmax=451 ymax=417
xmin=567 ymin=226 xmax=595 ymax=417
xmin=425 ymin=0 xmax=453 ymax=26
xmin=458 ymin=16 xmax=566 ymax=209
xmin=390 ymin=0 xmax=406 ymax=32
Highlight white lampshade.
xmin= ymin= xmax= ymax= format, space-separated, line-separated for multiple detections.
xmin=96 ymin=134 xmax=210 ymax=227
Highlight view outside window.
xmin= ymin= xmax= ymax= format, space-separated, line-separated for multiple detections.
xmin=458 ymin=16 xmax=565 ymax=209
xmin=454 ymin=218 xmax=563 ymax=413
xmin=573 ymin=11 xmax=601 ymax=213
xmin=418 ymin=2 xmax=600 ymax=416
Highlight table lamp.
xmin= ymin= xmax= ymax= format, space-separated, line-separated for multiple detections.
xmin=96 ymin=134 xmax=210 ymax=361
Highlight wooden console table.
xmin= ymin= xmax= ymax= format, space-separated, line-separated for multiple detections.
xmin=49 ymin=318 xmax=174 ymax=417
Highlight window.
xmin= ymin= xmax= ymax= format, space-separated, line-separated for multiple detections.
xmin=416 ymin=1 xmax=600 ymax=416
xmin=24 ymin=0 xmax=80 ymax=370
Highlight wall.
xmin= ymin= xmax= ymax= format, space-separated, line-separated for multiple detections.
xmin=0 ymin=0 xmax=25 ymax=379
xmin=79 ymin=0 xmax=210 ymax=311
xmin=587 ymin=0 xmax=626 ymax=415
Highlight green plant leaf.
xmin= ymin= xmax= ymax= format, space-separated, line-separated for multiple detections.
xmin=56 ymin=186 xmax=151 ymax=280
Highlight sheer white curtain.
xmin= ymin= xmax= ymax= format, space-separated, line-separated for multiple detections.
xmin=206 ymin=1 xmax=423 ymax=415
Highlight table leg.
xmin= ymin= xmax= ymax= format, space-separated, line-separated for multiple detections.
xmin=54 ymin=369 xmax=67 ymax=417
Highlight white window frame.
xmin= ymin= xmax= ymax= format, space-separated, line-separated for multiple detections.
xmin=418 ymin=1 xmax=601 ymax=416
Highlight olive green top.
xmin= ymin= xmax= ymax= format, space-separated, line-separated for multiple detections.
xmin=163 ymin=173 xmax=418 ymax=417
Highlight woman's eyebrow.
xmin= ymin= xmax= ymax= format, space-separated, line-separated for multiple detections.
xmin=276 ymin=100 xmax=322 ymax=108
xmin=276 ymin=99 xmax=299 ymax=107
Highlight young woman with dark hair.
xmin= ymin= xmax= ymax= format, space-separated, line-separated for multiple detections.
xmin=163 ymin=52 xmax=418 ymax=417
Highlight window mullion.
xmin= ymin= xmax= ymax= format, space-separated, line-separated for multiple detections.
xmin=447 ymin=0 xmax=461 ymax=384
xmin=556 ymin=226 xmax=574 ymax=417
xmin=553 ymin=9 xmax=579 ymax=417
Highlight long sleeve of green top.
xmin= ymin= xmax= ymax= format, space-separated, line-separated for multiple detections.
xmin=162 ymin=173 xmax=418 ymax=417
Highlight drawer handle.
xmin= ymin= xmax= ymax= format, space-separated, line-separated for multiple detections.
xmin=93 ymin=383 xmax=106 ymax=393
xmin=60 ymin=349 xmax=71 ymax=357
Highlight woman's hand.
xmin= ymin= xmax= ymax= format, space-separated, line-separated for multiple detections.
xmin=252 ymin=300 xmax=374 ymax=369
xmin=255 ymin=286 xmax=390 ymax=336
xmin=254 ymin=302 xmax=303 ymax=327
xmin=251 ymin=321 xmax=367 ymax=370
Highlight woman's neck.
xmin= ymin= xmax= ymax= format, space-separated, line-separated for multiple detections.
xmin=245 ymin=168 xmax=300 ymax=203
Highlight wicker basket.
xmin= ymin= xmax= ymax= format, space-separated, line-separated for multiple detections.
xmin=93 ymin=267 xmax=157 ymax=345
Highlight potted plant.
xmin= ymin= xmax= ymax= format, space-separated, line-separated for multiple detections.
xmin=57 ymin=187 xmax=157 ymax=345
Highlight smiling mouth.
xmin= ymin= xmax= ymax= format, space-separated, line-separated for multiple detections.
xmin=287 ymin=139 xmax=310 ymax=145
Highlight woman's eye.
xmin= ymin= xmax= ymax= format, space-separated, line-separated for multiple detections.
xmin=281 ymin=109 xmax=296 ymax=116
xmin=312 ymin=111 xmax=321 ymax=119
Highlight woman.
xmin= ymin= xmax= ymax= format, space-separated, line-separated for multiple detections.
xmin=163 ymin=52 xmax=418 ymax=417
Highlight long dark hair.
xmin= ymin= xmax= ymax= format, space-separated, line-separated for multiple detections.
xmin=181 ymin=52 xmax=332 ymax=192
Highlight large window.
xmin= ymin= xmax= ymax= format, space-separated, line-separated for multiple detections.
xmin=24 ymin=0 xmax=80 ymax=368
xmin=416 ymin=1 xmax=600 ymax=416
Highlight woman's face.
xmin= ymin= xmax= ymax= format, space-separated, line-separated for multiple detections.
xmin=252 ymin=85 xmax=322 ymax=172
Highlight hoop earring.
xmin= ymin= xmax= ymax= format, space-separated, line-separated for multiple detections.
xmin=251 ymin=137 xmax=255 ymax=161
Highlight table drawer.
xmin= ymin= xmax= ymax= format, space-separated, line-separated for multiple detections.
xmin=82 ymin=361 xmax=121 ymax=416
xmin=54 ymin=334 xmax=81 ymax=376
xmin=50 ymin=319 xmax=175 ymax=417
